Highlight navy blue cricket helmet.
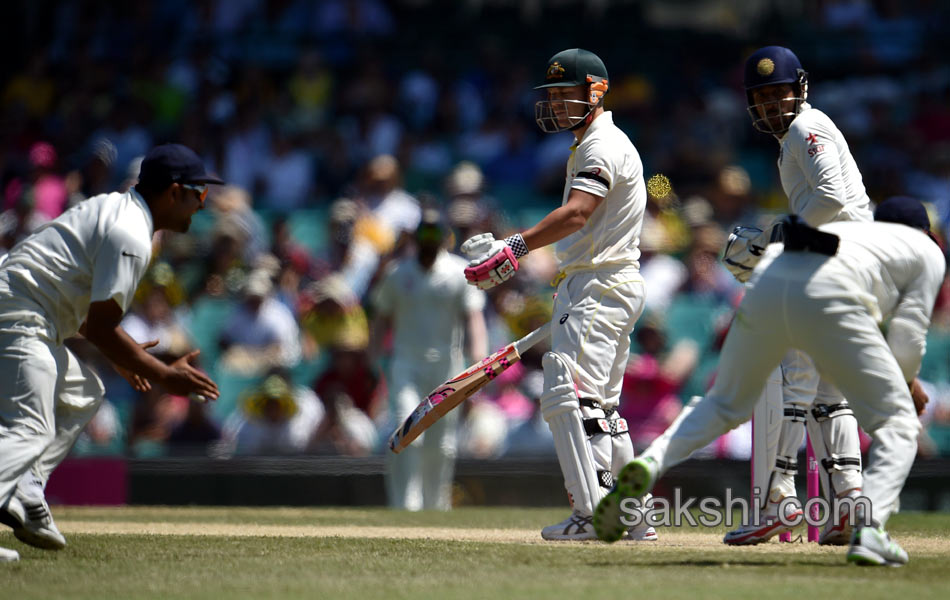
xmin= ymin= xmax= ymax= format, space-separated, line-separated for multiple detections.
xmin=743 ymin=46 xmax=809 ymax=135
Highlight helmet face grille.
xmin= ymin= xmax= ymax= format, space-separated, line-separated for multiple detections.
xmin=746 ymin=95 xmax=806 ymax=135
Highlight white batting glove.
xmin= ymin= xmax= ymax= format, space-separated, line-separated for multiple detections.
xmin=461 ymin=232 xmax=529 ymax=290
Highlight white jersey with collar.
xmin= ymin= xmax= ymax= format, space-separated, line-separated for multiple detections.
xmin=753 ymin=221 xmax=945 ymax=382
xmin=0 ymin=189 xmax=154 ymax=343
xmin=555 ymin=111 xmax=646 ymax=273
xmin=777 ymin=104 xmax=872 ymax=226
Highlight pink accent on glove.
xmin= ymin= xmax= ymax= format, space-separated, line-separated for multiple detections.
xmin=463 ymin=244 xmax=519 ymax=289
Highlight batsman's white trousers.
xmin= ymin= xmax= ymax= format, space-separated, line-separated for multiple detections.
xmin=386 ymin=357 xmax=460 ymax=511
xmin=0 ymin=321 xmax=105 ymax=507
xmin=551 ymin=267 xmax=645 ymax=410
xmin=643 ymin=254 xmax=919 ymax=526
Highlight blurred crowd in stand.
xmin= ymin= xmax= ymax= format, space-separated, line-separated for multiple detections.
xmin=4 ymin=0 xmax=950 ymax=460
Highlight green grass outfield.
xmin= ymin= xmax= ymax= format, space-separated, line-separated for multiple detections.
xmin=3 ymin=507 xmax=949 ymax=599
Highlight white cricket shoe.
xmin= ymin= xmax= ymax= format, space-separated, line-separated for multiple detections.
xmin=847 ymin=526 xmax=908 ymax=567
xmin=0 ymin=546 xmax=19 ymax=562
xmin=723 ymin=499 xmax=803 ymax=546
xmin=541 ymin=511 xmax=598 ymax=540
xmin=625 ymin=520 xmax=658 ymax=542
xmin=593 ymin=457 xmax=659 ymax=543
xmin=1 ymin=492 xmax=67 ymax=550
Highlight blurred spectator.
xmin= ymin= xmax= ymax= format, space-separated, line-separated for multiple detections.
xmin=219 ymin=269 xmax=302 ymax=374
xmin=167 ymin=398 xmax=222 ymax=456
xmin=356 ymin=154 xmax=421 ymax=241
xmin=0 ymin=184 xmax=49 ymax=254
xmin=72 ymin=399 xmax=123 ymax=456
xmin=313 ymin=328 xmax=381 ymax=417
xmin=258 ymin=131 xmax=313 ymax=212
xmin=300 ymin=274 xmax=369 ymax=358
xmin=121 ymin=278 xmax=192 ymax=358
xmin=220 ymin=371 xmax=324 ymax=456
xmin=620 ymin=312 xmax=697 ymax=450
xmin=128 ymin=383 xmax=190 ymax=457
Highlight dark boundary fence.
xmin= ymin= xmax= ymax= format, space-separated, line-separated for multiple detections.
xmin=46 ymin=455 xmax=950 ymax=510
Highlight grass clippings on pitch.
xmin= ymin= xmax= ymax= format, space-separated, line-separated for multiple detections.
xmin=2 ymin=507 xmax=949 ymax=600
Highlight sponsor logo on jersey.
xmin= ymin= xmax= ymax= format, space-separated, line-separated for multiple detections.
xmin=559 ymin=313 xmax=570 ymax=324
xmin=805 ymin=132 xmax=818 ymax=144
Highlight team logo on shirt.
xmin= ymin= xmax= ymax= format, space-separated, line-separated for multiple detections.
xmin=121 ymin=250 xmax=141 ymax=260
xmin=805 ymin=132 xmax=825 ymax=157
xmin=546 ymin=61 xmax=566 ymax=80
xmin=757 ymin=58 xmax=775 ymax=76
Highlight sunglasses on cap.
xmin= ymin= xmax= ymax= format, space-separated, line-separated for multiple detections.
xmin=181 ymin=183 xmax=208 ymax=201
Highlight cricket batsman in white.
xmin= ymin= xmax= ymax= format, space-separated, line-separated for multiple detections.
xmin=594 ymin=197 xmax=944 ymax=567
xmin=462 ymin=48 xmax=654 ymax=541
xmin=0 ymin=144 xmax=221 ymax=562
xmin=721 ymin=46 xmax=869 ymax=545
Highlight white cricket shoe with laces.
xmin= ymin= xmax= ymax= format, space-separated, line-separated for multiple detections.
xmin=0 ymin=546 xmax=19 ymax=562
xmin=541 ymin=511 xmax=598 ymax=540
xmin=847 ymin=526 xmax=908 ymax=567
xmin=722 ymin=498 xmax=803 ymax=546
xmin=0 ymin=490 xmax=67 ymax=550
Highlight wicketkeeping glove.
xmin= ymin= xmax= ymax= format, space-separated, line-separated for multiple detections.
xmin=461 ymin=232 xmax=530 ymax=290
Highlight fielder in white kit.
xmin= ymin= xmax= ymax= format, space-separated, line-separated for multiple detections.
xmin=373 ymin=210 xmax=488 ymax=511
xmin=461 ymin=48 xmax=654 ymax=541
xmin=595 ymin=197 xmax=944 ymax=566
xmin=0 ymin=144 xmax=220 ymax=563
xmin=722 ymin=46 xmax=868 ymax=545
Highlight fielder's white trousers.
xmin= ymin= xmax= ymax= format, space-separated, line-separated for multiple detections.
xmin=551 ymin=267 xmax=645 ymax=410
xmin=0 ymin=323 xmax=104 ymax=507
xmin=386 ymin=358 xmax=459 ymax=511
xmin=643 ymin=255 xmax=919 ymax=526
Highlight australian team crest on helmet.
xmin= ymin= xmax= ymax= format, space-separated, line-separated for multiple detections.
xmin=546 ymin=61 xmax=566 ymax=81
xmin=757 ymin=58 xmax=775 ymax=76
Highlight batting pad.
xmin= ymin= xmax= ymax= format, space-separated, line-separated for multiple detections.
xmin=540 ymin=352 xmax=603 ymax=515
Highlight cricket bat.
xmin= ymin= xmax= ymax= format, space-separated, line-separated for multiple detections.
xmin=388 ymin=322 xmax=551 ymax=454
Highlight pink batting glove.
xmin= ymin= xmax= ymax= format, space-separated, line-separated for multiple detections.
xmin=461 ymin=233 xmax=528 ymax=290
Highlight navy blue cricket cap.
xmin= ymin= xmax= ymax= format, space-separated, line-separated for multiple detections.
xmin=874 ymin=196 xmax=935 ymax=237
xmin=743 ymin=46 xmax=805 ymax=92
xmin=137 ymin=143 xmax=224 ymax=188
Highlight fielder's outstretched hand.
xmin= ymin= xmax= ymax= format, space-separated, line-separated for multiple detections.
xmin=461 ymin=232 xmax=529 ymax=290
xmin=162 ymin=349 xmax=220 ymax=401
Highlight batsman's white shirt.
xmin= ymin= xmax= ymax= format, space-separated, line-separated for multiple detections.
xmin=556 ymin=111 xmax=647 ymax=273
xmin=646 ymin=221 xmax=945 ymax=526
xmin=0 ymin=189 xmax=154 ymax=343
xmin=778 ymin=104 xmax=872 ymax=226
xmin=551 ymin=112 xmax=646 ymax=409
